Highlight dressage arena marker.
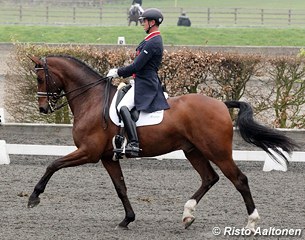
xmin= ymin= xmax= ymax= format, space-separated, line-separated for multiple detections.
xmin=117 ymin=37 xmax=126 ymax=45
xmin=0 ymin=108 xmax=5 ymax=124
xmin=0 ymin=142 xmax=304 ymax=171
xmin=0 ymin=140 xmax=10 ymax=164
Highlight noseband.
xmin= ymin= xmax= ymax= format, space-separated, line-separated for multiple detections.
xmin=35 ymin=57 xmax=111 ymax=127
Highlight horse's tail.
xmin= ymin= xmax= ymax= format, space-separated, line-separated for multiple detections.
xmin=224 ymin=100 xmax=298 ymax=164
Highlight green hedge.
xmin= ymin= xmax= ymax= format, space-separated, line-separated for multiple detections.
xmin=4 ymin=43 xmax=305 ymax=128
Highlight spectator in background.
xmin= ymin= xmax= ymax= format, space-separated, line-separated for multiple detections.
xmin=132 ymin=0 xmax=142 ymax=6
xmin=177 ymin=11 xmax=191 ymax=27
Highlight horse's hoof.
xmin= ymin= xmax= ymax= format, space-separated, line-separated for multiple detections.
xmin=183 ymin=217 xmax=195 ymax=229
xmin=28 ymin=196 xmax=40 ymax=208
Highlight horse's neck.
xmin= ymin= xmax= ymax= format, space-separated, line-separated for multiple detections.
xmin=51 ymin=58 xmax=115 ymax=117
xmin=65 ymin=77 xmax=116 ymax=118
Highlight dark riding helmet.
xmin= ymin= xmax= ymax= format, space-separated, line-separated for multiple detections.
xmin=139 ymin=8 xmax=164 ymax=25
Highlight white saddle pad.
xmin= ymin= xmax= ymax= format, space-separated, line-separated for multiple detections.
xmin=109 ymin=90 xmax=166 ymax=127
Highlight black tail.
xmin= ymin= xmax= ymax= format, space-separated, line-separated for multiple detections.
xmin=224 ymin=100 xmax=298 ymax=164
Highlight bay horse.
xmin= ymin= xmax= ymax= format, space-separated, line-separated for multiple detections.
xmin=28 ymin=55 xmax=296 ymax=231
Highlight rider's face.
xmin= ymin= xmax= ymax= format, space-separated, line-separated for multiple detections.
xmin=142 ymin=19 xmax=149 ymax=31
xmin=142 ymin=19 xmax=155 ymax=33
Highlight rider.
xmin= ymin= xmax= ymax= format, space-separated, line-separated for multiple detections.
xmin=132 ymin=0 xmax=142 ymax=5
xmin=107 ymin=8 xmax=170 ymax=157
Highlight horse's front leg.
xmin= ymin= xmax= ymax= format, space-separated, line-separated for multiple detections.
xmin=28 ymin=148 xmax=94 ymax=208
xmin=101 ymin=158 xmax=135 ymax=229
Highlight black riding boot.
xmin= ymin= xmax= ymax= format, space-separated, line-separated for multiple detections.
xmin=120 ymin=106 xmax=140 ymax=157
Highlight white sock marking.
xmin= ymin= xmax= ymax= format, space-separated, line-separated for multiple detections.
xmin=245 ymin=208 xmax=260 ymax=232
xmin=182 ymin=199 xmax=197 ymax=221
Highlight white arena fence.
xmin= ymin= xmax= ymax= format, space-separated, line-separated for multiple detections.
xmin=0 ymin=121 xmax=304 ymax=172
xmin=1 ymin=4 xmax=305 ymax=28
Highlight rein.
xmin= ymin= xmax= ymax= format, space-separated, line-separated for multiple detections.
xmin=37 ymin=77 xmax=109 ymax=111
xmin=36 ymin=57 xmax=112 ymax=128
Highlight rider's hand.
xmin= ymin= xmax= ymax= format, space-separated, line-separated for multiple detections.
xmin=107 ymin=68 xmax=118 ymax=78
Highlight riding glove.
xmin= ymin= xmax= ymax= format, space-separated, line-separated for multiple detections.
xmin=107 ymin=68 xmax=119 ymax=78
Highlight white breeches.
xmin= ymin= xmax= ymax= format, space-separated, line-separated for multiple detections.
xmin=117 ymin=84 xmax=135 ymax=112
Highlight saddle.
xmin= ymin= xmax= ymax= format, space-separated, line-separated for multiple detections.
xmin=110 ymin=82 xmax=166 ymax=160
xmin=109 ymin=85 xmax=165 ymax=128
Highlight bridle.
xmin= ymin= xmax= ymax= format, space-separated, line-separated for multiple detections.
xmin=35 ymin=57 xmax=112 ymax=127
xmin=36 ymin=57 xmax=62 ymax=112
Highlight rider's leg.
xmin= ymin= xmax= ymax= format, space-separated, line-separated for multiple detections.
xmin=119 ymin=106 xmax=140 ymax=157
xmin=117 ymin=84 xmax=135 ymax=112
xmin=116 ymin=85 xmax=140 ymax=157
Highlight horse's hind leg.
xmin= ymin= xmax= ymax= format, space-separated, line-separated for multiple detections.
xmin=101 ymin=158 xmax=135 ymax=229
xmin=182 ymin=149 xmax=220 ymax=229
xmin=212 ymin=154 xmax=260 ymax=231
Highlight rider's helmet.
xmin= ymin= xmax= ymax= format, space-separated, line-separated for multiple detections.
xmin=139 ymin=8 xmax=164 ymax=25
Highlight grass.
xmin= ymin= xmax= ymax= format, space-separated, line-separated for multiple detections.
xmin=1 ymin=1 xmax=305 ymax=46
xmin=1 ymin=25 xmax=305 ymax=46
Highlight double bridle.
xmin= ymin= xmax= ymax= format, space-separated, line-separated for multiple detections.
xmin=35 ymin=57 xmax=112 ymax=127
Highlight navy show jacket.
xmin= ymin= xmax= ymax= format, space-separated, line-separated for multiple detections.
xmin=117 ymin=31 xmax=170 ymax=113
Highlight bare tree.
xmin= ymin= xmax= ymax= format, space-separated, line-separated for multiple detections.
xmin=268 ymin=56 xmax=305 ymax=128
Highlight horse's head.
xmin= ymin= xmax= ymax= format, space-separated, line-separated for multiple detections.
xmin=29 ymin=55 xmax=113 ymax=117
xmin=29 ymin=56 xmax=64 ymax=114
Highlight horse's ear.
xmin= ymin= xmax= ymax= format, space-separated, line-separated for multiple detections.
xmin=27 ymin=55 xmax=41 ymax=65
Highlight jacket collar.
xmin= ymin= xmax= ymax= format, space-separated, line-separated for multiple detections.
xmin=145 ymin=31 xmax=161 ymax=41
